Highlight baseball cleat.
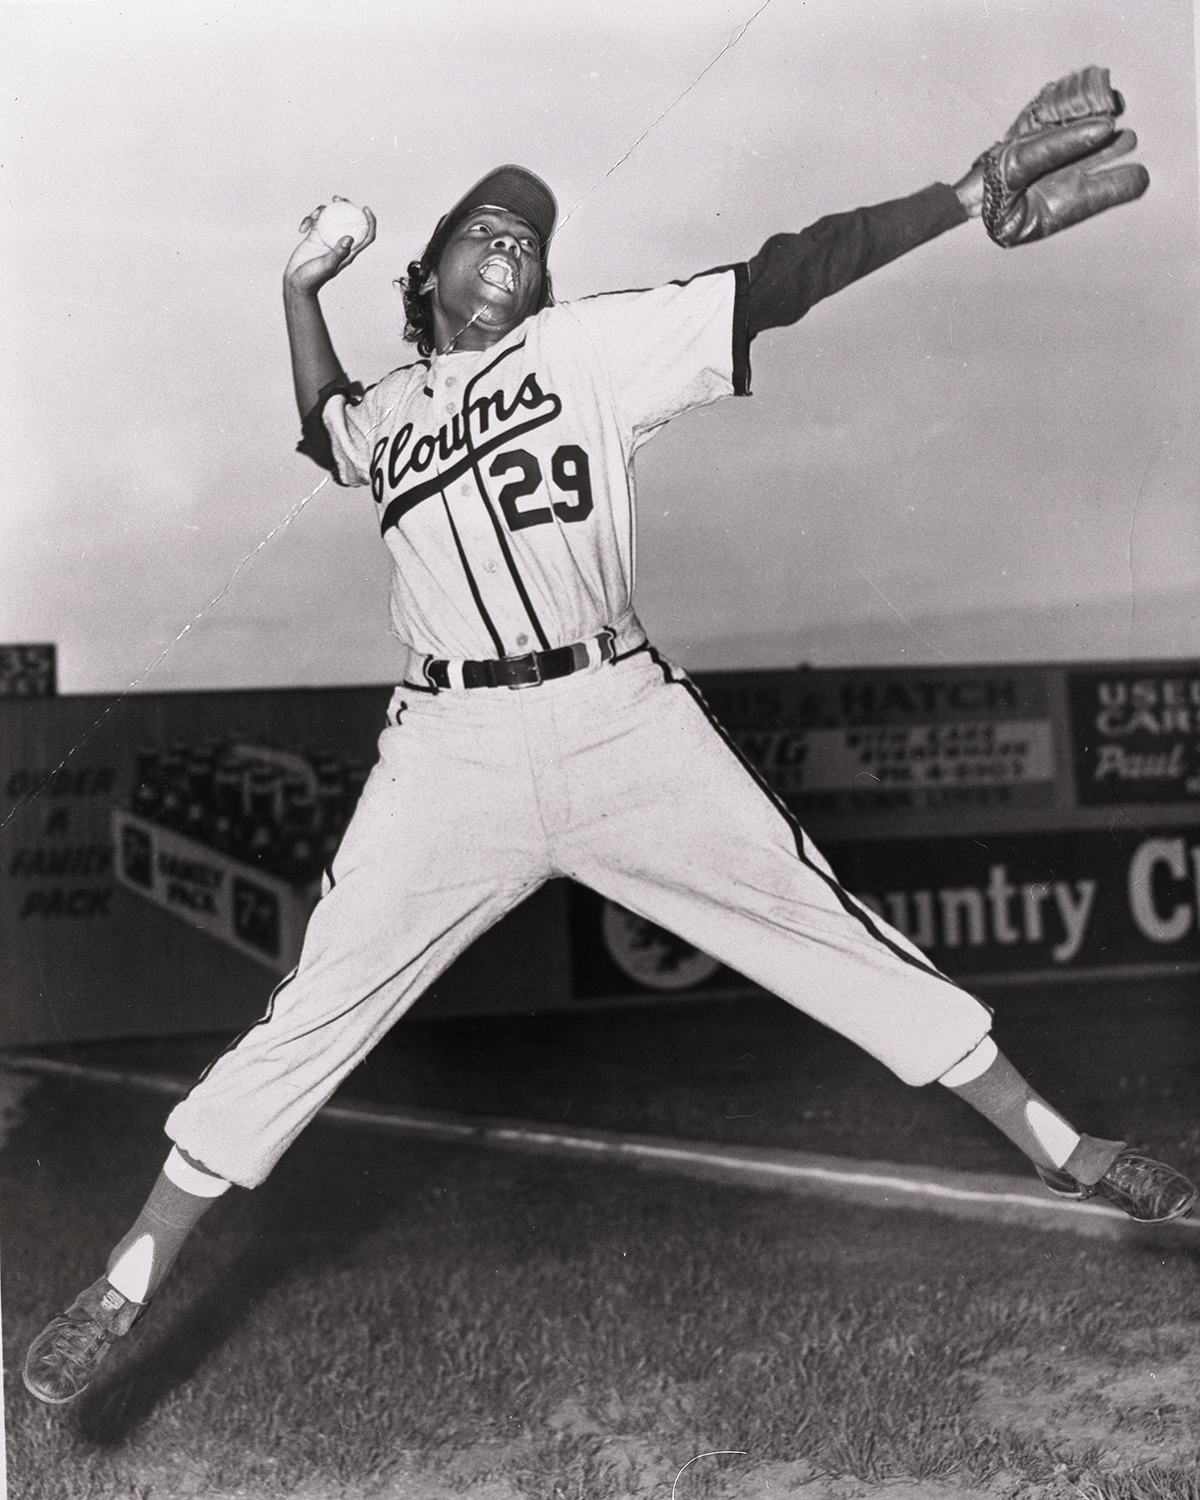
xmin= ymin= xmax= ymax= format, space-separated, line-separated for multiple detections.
xmin=23 ymin=1276 xmax=144 ymax=1404
xmin=1034 ymin=1163 xmax=1090 ymax=1200
xmin=1037 ymin=1149 xmax=1198 ymax=1223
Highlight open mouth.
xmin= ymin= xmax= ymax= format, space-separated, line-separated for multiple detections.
xmin=478 ymin=256 xmax=517 ymax=294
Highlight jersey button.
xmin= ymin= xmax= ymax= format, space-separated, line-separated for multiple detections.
xmin=516 ymin=634 xmax=529 ymax=648
xmin=444 ymin=376 xmax=457 ymax=388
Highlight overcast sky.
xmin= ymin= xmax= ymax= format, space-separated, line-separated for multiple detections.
xmin=3 ymin=0 xmax=1198 ymax=692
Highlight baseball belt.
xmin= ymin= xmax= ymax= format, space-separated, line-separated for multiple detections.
xmin=425 ymin=631 xmax=615 ymax=691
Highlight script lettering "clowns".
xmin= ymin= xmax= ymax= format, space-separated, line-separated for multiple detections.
xmin=372 ymin=367 xmax=562 ymax=534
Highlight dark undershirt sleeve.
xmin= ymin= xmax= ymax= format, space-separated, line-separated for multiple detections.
xmin=295 ymin=376 xmax=365 ymax=473
xmin=746 ymin=182 xmax=968 ymax=339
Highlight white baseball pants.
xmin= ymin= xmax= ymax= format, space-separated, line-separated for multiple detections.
xmin=166 ymin=648 xmax=992 ymax=1187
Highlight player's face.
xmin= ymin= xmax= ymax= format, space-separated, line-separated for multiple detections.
xmin=428 ymin=208 xmax=544 ymax=352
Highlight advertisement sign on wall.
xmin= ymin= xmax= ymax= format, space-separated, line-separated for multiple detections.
xmin=830 ymin=827 xmax=1200 ymax=983
xmin=113 ymin=810 xmax=318 ymax=973
xmin=1068 ymin=667 xmax=1200 ymax=807
xmin=701 ymin=665 xmax=1060 ymax=825
xmin=573 ymin=825 xmax=1200 ymax=1000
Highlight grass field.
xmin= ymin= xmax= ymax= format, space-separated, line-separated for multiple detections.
xmin=4 ymin=1003 xmax=1200 ymax=1500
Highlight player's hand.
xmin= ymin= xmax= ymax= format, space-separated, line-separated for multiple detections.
xmin=953 ymin=163 xmax=985 ymax=218
xmin=283 ymin=199 xmax=377 ymax=297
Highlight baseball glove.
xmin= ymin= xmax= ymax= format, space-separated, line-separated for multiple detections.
xmin=1000 ymin=65 xmax=1125 ymax=141
xmin=980 ymin=117 xmax=1149 ymax=247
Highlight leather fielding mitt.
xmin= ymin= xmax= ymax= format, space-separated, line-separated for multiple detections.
xmin=1000 ymin=65 xmax=1125 ymax=140
xmin=980 ymin=116 xmax=1149 ymax=247
xmin=976 ymin=67 xmax=1148 ymax=247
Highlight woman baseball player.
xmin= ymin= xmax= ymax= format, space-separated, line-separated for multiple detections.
xmin=25 ymin=67 xmax=1197 ymax=1405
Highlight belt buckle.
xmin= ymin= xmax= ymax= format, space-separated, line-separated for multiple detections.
xmin=505 ymin=652 xmax=542 ymax=690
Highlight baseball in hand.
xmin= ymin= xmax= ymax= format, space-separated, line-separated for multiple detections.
xmin=316 ymin=200 xmax=370 ymax=250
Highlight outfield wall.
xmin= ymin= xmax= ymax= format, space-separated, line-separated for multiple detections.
xmin=3 ymin=659 xmax=1198 ymax=1044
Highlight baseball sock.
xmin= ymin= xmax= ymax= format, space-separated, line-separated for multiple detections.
xmin=104 ymin=1147 xmax=231 ymax=1305
xmin=938 ymin=1035 xmax=1124 ymax=1182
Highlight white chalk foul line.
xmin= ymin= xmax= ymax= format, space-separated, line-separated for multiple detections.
xmin=6 ymin=1055 xmax=1198 ymax=1235
xmin=324 ymin=1109 xmax=1200 ymax=1232
xmin=467 ymin=1126 xmax=1198 ymax=1225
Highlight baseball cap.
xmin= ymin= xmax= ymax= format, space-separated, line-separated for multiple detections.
xmin=423 ymin=165 xmax=558 ymax=268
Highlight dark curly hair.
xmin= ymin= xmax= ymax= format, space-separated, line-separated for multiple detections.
xmin=397 ymin=254 xmax=554 ymax=357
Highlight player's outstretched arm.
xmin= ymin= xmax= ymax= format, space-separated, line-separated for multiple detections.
xmin=283 ymin=202 xmax=377 ymax=421
xmin=746 ymin=68 xmax=1146 ymax=341
xmin=745 ymin=186 xmax=970 ymax=339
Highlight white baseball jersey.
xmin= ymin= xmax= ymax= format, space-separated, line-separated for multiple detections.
xmin=319 ymin=269 xmax=746 ymax=669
